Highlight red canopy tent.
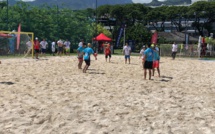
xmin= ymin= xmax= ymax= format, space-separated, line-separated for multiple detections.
xmin=93 ymin=33 xmax=112 ymax=42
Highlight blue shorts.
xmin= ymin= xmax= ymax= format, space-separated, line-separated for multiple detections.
xmin=125 ymin=55 xmax=130 ymax=59
xmin=42 ymin=49 xmax=46 ymax=53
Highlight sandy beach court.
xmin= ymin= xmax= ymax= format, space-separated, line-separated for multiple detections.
xmin=0 ymin=55 xmax=215 ymax=134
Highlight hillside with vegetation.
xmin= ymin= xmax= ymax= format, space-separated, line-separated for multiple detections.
xmin=7 ymin=0 xmax=194 ymax=9
xmin=146 ymin=0 xmax=192 ymax=6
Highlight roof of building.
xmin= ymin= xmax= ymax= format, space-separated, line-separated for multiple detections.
xmin=158 ymin=32 xmax=198 ymax=43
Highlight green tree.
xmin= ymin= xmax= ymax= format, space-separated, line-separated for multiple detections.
xmin=189 ymin=1 xmax=215 ymax=36
xmin=126 ymin=23 xmax=151 ymax=50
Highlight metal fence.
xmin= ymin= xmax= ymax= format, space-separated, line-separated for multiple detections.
xmin=159 ymin=44 xmax=215 ymax=57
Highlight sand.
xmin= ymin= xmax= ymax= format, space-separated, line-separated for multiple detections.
xmin=0 ymin=55 xmax=215 ymax=134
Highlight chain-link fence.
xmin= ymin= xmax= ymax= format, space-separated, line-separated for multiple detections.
xmin=0 ymin=32 xmax=32 ymax=56
xmin=159 ymin=44 xmax=215 ymax=58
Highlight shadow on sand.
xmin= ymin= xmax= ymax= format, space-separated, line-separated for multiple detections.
xmin=88 ymin=71 xmax=105 ymax=75
xmin=0 ymin=82 xmax=15 ymax=85
xmin=160 ymin=76 xmax=173 ymax=82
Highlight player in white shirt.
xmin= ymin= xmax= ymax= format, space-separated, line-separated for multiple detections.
xmin=123 ymin=43 xmax=131 ymax=64
xmin=78 ymin=39 xmax=84 ymax=47
xmin=40 ymin=39 xmax=48 ymax=56
xmin=24 ymin=39 xmax=33 ymax=58
xmin=57 ymin=39 xmax=63 ymax=56
xmin=51 ymin=41 xmax=56 ymax=56
xmin=172 ymin=42 xmax=178 ymax=60
xmin=64 ymin=39 xmax=71 ymax=55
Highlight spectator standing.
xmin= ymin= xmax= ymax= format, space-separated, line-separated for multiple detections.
xmin=51 ymin=41 xmax=56 ymax=56
xmin=40 ymin=39 xmax=48 ymax=57
xmin=64 ymin=39 xmax=71 ymax=55
xmin=78 ymin=39 xmax=84 ymax=47
xmin=57 ymin=39 xmax=63 ymax=56
xmin=172 ymin=42 xmax=178 ymax=60
xmin=123 ymin=43 xmax=131 ymax=64
xmin=34 ymin=37 xmax=40 ymax=59
xmin=24 ymin=39 xmax=33 ymax=58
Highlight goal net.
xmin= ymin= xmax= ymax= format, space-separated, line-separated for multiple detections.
xmin=0 ymin=30 xmax=34 ymax=58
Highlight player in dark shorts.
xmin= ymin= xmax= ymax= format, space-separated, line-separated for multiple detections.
xmin=143 ymin=44 xmax=154 ymax=80
xmin=104 ymin=45 xmax=111 ymax=62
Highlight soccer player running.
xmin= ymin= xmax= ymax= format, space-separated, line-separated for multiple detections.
xmin=83 ymin=43 xmax=97 ymax=73
xmin=77 ymin=43 xmax=86 ymax=69
xmin=143 ymin=44 xmax=154 ymax=80
xmin=104 ymin=44 xmax=111 ymax=62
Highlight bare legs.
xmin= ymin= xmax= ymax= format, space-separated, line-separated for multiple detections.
xmin=58 ymin=52 xmax=62 ymax=56
xmin=35 ymin=52 xmax=39 ymax=59
xmin=78 ymin=60 xmax=83 ymax=69
xmin=105 ymin=57 xmax=111 ymax=62
xmin=144 ymin=69 xmax=152 ymax=80
xmin=125 ymin=58 xmax=130 ymax=64
xmin=153 ymin=68 xmax=160 ymax=77
xmin=83 ymin=65 xmax=89 ymax=73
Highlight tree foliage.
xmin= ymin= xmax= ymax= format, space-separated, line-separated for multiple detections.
xmin=0 ymin=1 xmax=215 ymax=49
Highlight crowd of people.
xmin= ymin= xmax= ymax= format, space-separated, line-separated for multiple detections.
xmin=138 ymin=43 xmax=160 ymax=80
xmin=77 ymin=41 xmax=112 ymax=73
xmin=24 ymin=37 xmax=72 ymax=59
xmin=23 ymin=37 xmax=164 ymax=77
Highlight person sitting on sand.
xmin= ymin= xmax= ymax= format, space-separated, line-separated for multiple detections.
xmin=83 ymin=43 xmax=97 ymax=73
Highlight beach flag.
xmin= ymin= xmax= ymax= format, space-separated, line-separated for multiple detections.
xmin=16 ymin=23 xmax=21 ymax=50
xmin=116 ymin=24 xmax=125 ymax=47
xmin=151 ymin=31 xmax=158 ymax=44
